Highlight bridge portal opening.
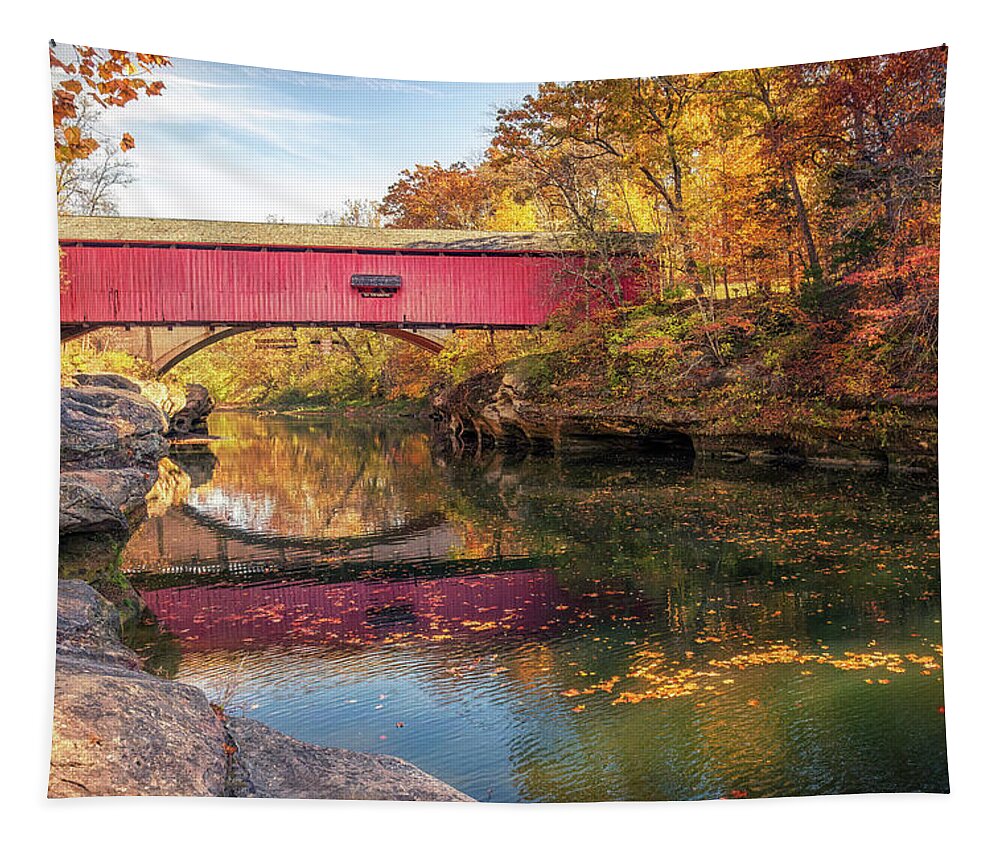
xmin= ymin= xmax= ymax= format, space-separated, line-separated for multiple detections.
xmin=61 ymin=325 xmax=544 ymax=415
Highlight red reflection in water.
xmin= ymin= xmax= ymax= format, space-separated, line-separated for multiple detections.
xmin=142 ymin=570 xmax=576 ymax=650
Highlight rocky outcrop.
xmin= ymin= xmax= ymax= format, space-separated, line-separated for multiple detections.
xmin=61 ymin=383 xmax=167 ymax=471
xmin=73 ymin=373 xmax=186 ymax=417
xmin=60 ymin=382 xmax=168 ymax=535
xmin=433 ymin=366 xmax=936 ymax=473
xmin=50 ymin=581 xmax=227 ymax=797
xmin=224 ymin=717 xmax=473 ymax=801
xmin=434 ymin=371 xmax=696 ymax=456
xmin=167 ymin=384 xmax=215 ymax=437
xmin=49 ymin=581 xmax=472 ymax=801
xmin=59 ymin=468 xmax=160 ymax=536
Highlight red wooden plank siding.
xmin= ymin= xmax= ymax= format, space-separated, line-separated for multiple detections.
xmin=59 ymin=243 xmax=568 ymax=327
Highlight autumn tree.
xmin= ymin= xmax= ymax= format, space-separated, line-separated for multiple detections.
xmin=492 ymin=76 xmax=714 ymax=295
xmin=50 ymin=42 xmax=170 ymax=165
xmin=810 ymin=50 xmax=947 ymax=268
xmin=379 ymin=161 xmax=495 ymax=229
xmin=55 ymin=98 xmax=134 ymax=214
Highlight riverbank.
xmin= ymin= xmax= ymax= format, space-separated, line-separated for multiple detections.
xmin=432 ymin=355 xmax=937 ymax=474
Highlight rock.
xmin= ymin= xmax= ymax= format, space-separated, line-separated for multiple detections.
xmin=168 ymin=384 xmax=215 ymax=437
xmin=73 ymin=372 xmax=142 ymax=393
xmin=136 ymin=379 xmax=186 ymax=419
xmin=50 ymin=656 xmax=229 ymax=798
xmin=55 ymin=579 xmax=138 ymax=668
xmin=60 ymin=473 xmax=128 ymax=535
xmin=49 ymin=581 xmax=228 ymax=798
xmin=61 ymin=385 xmax=167 ymax=472
xmin=49 ymin=582 xmax=473 ymax=801
xmin=73 ymin=373 xmax=186 ymax=419
xmin=748 ymin=448 xmax=806 ymax=467
xmin=59 ymin=468 xmax=154 ymax=534
xmin=60 ymin=383 xmax=168 ymax=536
xmin=224 ymin=717 xmax=473 ymax=801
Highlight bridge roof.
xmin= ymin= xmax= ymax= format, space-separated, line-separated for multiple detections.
xmin=58 ymin=215 xmax=653 ymax=255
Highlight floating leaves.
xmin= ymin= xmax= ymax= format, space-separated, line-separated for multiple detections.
xmin=594 ymin=644 xmax=944 ymax=706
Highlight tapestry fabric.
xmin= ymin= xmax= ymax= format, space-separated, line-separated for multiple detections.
xmin=50 ymin=42 xmax=948 ymax=802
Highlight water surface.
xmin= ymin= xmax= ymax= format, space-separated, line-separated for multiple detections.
xmin=122 ymin=412 xmax=947 ymax=802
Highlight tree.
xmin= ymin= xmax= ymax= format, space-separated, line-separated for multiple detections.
xmin=379 ymin=161 xmax=494 ymax=229
xmin=55 ymin=99 xmax=134 ymax=215
xmin=492 ymin=76 xmax=711 ymax=294
xmin=811 ymin=49 xmax=947 ymax=268
xmin=50 ymin=42 xmax=170 ymax=164
xmin=317 ymin=199 xmax=383 ymax=228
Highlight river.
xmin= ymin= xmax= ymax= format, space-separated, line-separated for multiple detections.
xmin=119 ymin=412 xmax=947 ymax=802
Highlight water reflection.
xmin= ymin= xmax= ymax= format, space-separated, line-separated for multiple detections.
xmin=121 ymin=413 xmax=947 ymax=802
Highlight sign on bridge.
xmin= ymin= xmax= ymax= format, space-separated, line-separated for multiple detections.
xmin=350 ymin=274 xmax=402 ymax=298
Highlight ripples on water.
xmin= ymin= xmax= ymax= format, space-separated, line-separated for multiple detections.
xmin=120 ymin=413 xmax=947 ymax=802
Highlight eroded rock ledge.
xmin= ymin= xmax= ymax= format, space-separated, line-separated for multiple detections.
xmin=49 ymin=581 xmax=472 ymax=802
xmin=432 ymin=368 xmax=937 ymax=473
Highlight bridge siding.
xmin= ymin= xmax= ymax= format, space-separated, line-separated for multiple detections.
xmin=60 ymin=243 xmax=564 ymax=327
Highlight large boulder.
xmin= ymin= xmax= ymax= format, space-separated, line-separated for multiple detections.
xmin=49 ymin=581 xmax=229 ymax=798
xmin=61 ymin=384 xmax=167 ymax=471
xmin=55 ymin=578 xmax=139 ymax=668
xmin=73 ymin=373 xmax=186 ymax=419
xmin=136 ymin=379 xmax=187 ymax=419
xmin=60 ymin=383 xmax=168 ymax=536
xmin=50 ymin=657 xmax=229 ymax=798
xmin=224 ymin=717 xmax=473 ymax=801
xmin=49 ymin=582 xmax=474 ymax=801
xmin=59 ymin=469 xmax=155 ymax=535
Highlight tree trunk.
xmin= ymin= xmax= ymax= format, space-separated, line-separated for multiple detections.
xmin=753 ymin=69 xmax=823 ymax=284
xmin=784 ymin=164 xmax=822 ymax=280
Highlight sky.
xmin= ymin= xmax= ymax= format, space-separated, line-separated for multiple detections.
xmin=59 ymin=46 xmax=539 ymax=223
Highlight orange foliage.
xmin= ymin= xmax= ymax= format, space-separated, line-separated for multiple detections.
xmin=50 ymin=43 xmax=170 ymax=163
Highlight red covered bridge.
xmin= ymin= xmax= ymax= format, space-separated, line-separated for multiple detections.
xmin=59 ymin=216 xmax=650 ymax=372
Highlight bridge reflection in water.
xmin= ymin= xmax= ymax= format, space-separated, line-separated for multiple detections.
xmin=121 ymin=413 xmax=643 ymax=651
xmin=125 ymin=499 xmax=652 ymax=650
